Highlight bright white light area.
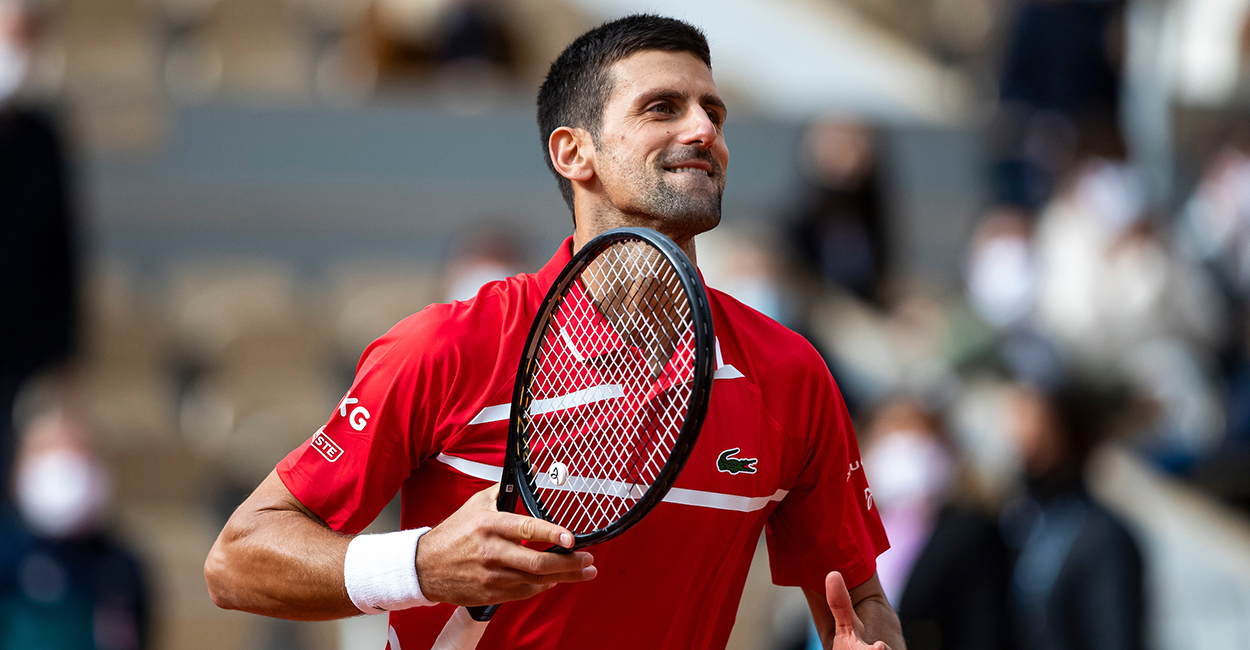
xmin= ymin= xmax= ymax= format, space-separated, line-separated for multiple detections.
xmin=1173 ymin=0 xmax=1250 ymax=106
xmin=570 ymin=0 xmax=968 ymax=124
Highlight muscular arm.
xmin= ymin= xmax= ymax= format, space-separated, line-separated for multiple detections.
xmin=204 ymin=470 xmax=597 ymax=621
xmin=804 ymin=572 xmax=906 ymax=650
xmin=205 ymin=470 xmax=357 ymax=620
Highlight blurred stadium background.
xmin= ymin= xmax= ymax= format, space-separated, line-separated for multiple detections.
xmin=5 ymin=0 xmax=1250 ymax=648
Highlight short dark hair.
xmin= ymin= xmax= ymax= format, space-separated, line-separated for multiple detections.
xmin=537 ymin=15 xmax=711 ymax=219
xmin=1046 ymin=378 xmax=1130 ymax=468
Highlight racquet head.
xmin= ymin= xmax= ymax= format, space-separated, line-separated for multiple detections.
xmin=498 ymin=227 xmax=715 ymax=549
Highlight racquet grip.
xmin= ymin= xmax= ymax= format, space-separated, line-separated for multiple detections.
xmin=466 ymin=604 xmax=498 ymax=621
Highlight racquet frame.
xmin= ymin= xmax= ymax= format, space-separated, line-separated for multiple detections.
xmin=466 ymin=227 xmax=715 ymax=622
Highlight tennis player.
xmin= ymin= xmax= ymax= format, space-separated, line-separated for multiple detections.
xmin=206 ymin=14 xmax=902 ymax=650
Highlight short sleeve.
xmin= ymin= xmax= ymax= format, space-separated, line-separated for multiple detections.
xmin=765 ymin=368 xmax=889 ymax=593
xmin=276 ymin=312 xmax=449 ymax=535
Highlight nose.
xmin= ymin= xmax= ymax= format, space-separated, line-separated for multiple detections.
xmin=679 ymin=105 xmax=718 ymax=150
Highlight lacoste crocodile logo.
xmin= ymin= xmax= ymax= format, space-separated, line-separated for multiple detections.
xmin=717 ymin=448 xmax=758 ymax=475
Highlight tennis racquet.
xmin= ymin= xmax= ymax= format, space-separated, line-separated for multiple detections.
xmin=431 ymin=227 xmax=716 ymax=649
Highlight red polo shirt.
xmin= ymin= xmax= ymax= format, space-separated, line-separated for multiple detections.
xmin=277 ymin=236 xmax=888 ymax=650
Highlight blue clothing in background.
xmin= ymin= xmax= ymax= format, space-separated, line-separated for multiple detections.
xmin=0 ymin=512 xmax=149 ymax=650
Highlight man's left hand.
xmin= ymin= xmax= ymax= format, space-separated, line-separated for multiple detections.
xmin=824 ymin=571 xmax=892 ymax=650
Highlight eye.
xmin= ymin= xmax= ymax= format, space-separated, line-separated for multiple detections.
xmin=647 ymin=102 xmax=674 ymax=115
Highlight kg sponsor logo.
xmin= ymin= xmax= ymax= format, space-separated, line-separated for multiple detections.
xmin=337 ymin=391 xmax=371 ymax=431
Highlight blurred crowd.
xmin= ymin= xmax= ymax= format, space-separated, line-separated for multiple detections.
xmin=709 ymin=0 xmax=1249 ymax=648
xmin=4 ymin=0 xmax=1250 ymax=649
xmin=3 ymin=0 xmax=591 ymax=150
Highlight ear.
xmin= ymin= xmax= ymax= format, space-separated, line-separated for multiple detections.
xmin=549 ymin=126 xmax=595 ymax=184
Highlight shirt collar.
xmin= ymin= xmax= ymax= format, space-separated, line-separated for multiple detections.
xmin=535 ymin=235 xmax=576 ymax=288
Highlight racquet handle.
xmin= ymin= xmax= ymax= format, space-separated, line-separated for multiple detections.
xmin=462 ymin=538 xmax=565 ymax=622
xmin=439 ymin=541 xmax=566 ymax=647
xmin=466 ymin=604 xmax=498 ymax=621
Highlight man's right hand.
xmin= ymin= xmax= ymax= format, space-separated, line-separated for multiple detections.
xmin=415 ymin=484 xmax=598 ymax=606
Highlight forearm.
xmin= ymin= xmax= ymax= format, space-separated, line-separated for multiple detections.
xmin=206 ymin=476 xmax=597 ymax=621
xmin=205 ymin=471 xmax=359 ymax=621
xmin=854 ymin=594 xmax=905 ymax=650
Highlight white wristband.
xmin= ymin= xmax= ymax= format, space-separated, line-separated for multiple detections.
xmin=344 ymin=527 xmax=435 ymax=614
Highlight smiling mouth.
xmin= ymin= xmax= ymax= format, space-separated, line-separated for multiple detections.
xmin=664 ymin=166 xmax=712 ymax=177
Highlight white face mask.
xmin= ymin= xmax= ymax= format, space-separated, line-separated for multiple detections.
xmin=967 ymin=235 xmax=1038 ymax=329
xmin=1073 ymin=160 xmax=1146 ymax=234
xmin=0 ymin=37 xmax=28 ymax=104
xmin=864 ymin=431 xmax=954 ymax=511
xmin=15 ymin=449 xmax=111 ymax=539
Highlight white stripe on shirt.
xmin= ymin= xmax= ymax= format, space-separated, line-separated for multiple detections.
xmin=467 ymin=384 xmax=626 ymax=425
xmin=434 ymin=454 xmax=786 ymax=513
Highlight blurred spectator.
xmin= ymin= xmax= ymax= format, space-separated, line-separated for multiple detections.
xmin=0 ymin=0 xmax=79 ymax=504
xmin=371 ymin=0 xmax=513 ymax=86
xmin=805 ymin=282 xmax=972 ymax=417
xmin=698 ymin=225 xmax=800 ymax=330
xmin=991 ymin=0 xmax=1124 ymax=210
xmin=787 ymin=118 xmax=889 ymax=305
xmin=1220 ymin=317 xmax=1250 ymax=452
xmin=1033 ymin=156 xmax=1226 ymax=368
xmin=963 ymin=208 xmax=1068 ymax=392
xmin=1020 ymin=148 xmax=1228 ymax=470
xmin=1000 ymin=380 xmax=1144 ymax=650
xmin=1194 ymin=314 xmax=1250 ymax=514
xmin=966 ymin=207 xmax=1037 ymax=333
xmin=442 ymin=223 xmax=528 ymax=303
xmin=1175 ymin=127 xmax=1250 ymax=487
xmin=861 ymin=398 xmax=1010 ymax=650
xmin=0 ymin=411 xmax=150 ymax=650
xmin=699 ymin=224 xmax=867 ymax=417
xmin=434 ymin=0 xmax=510 ymax=68
xmin=1177 ymin=127 xmax=1250 ymax=303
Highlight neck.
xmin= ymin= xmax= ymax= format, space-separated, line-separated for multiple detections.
xmin=572 ymin=202 xmax=701 ymax=264
xmin=573 ymin=227 xmax=697 ymax=264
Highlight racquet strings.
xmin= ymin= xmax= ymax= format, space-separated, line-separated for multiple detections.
xmin=522 ymin=240 xmax=696 ymax=535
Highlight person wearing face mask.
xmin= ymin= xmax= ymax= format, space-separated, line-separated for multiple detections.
xmin=857 ymin=399 xmax=1010 ymax=650
xmin=0 ymin=0 xmax=80 ymax=508
xmin=0 ymin=412 xmax=150 ymax=650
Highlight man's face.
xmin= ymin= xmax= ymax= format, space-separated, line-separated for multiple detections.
xmin=591 ymin=50 xmax=729 ymax=237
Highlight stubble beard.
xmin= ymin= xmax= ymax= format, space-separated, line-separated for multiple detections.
xmin=599 ymin=144 xmax=724 ymax=238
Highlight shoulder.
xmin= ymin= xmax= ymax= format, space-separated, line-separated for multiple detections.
xmin=363 ymin=272 xmax=539 ymax=368
xmin=709 ymin=288 xmax=829 ymax=382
